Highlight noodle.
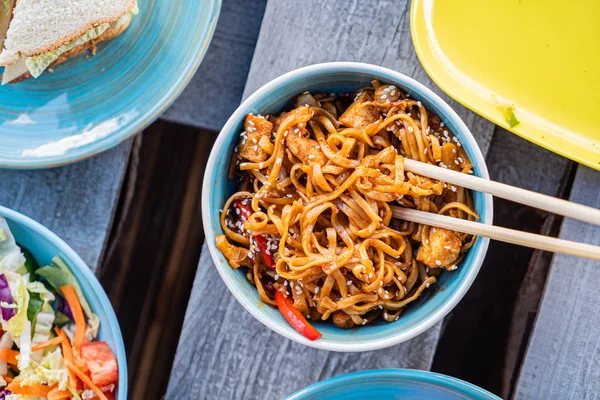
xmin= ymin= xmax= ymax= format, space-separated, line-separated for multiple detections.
xmin=216 ymin=81 xmax=477 ymax=329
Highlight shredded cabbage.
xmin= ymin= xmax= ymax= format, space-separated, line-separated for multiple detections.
xmin=17 ymin=319 xmax=31 ymax=370
xmin=0 ymin=218 xmax=26 ymax=274
xmin=17 ymin=348 xmax=68 ymax=391
xmin=1 ymin=272 xmax=29 ymax=340
xmin=27 ymin=282 xmax=56 ymax=362
xmin=0 ymin=332 xmax=13 ymax=376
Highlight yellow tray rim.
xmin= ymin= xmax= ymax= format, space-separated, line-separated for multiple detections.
xmin=410 ymin=0 xmax=600 ymax=171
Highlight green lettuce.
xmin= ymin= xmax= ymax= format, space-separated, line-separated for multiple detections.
xmin=25 ymin=24 xmax=110 ymax=78
xmin=35 ymin=257 xmax=100 ymax=340
xmin=37 ymin=257 xmax=94 ymax=318
xmin=0 ymin=217 xmax=26 ymax=274
xmin=0 ymin=0 xmax=10 ymax=15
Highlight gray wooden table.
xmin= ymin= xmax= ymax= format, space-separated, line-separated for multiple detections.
xmin=166 ymin=1 xmax=496 ymax=398
xmin=2 ymin=0 xmax=597 ymax=398
xmin=166 ymin=1 xmax=600 ymax=399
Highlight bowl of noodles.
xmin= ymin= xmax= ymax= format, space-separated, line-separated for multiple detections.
xmin=203 ymin=62 xmax=492 ymax=351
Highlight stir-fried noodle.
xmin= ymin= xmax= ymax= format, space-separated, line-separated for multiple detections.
xmin=217 ymin=81 xmax=478 ymax=329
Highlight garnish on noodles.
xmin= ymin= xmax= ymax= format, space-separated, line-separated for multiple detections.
xmin=216 ymin=80 xmax=478 ymax=340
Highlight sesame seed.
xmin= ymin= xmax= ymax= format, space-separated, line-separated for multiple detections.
xmin=435 ymin=260 xmax=442 ymax=266
xmin=417 ymin=101 xmax=422 ymax=107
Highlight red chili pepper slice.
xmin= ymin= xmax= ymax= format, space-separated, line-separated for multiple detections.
xmin=275 ymin=290 xmax=322 ymax=341
xmin=233 ymin=199 xmax=276 ymax=270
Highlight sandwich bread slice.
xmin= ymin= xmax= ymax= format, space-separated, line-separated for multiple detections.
xmin=0 ymin=0 xmax=138 ymax=84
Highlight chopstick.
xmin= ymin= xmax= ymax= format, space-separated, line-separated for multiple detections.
xmin=403 ymin=159 xmax=600 ymax=226
xmin=392 ymin=207 xmax=600 ymax=261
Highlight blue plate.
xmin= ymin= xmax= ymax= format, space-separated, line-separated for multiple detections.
xmin=285 ymin=369 xmax=501 ymax=400
xmin=0 ymin=206 xmax=127 ymax=398
xmin=0 ymin=0 xmax=221 ymax=169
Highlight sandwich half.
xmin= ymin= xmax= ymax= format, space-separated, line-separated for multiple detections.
xmin=0 ymin=0 xmax=138 ymax=84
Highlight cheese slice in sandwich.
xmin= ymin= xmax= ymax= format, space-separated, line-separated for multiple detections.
xmin=0 ymin=0 xmax=138 ymax=85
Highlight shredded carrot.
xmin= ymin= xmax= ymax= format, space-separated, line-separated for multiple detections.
xmin=47 ymin=387 xmax=72 ymax=400
xmin=60 ymin=285 xmax=86 ymax=353
xmin=2 ymin=375 xmax=12 ymax=383
xmin=58 ymin=329 xmax=80 ymax=390
xmin=0 ymin=349 xmax=19 ymax=365
xmin=31 ymin=336 xmax=63 ymax=352
xmin=6 ymin=380 xmax=55 ymax=396
xmin=65 ymin=360 xmax=108 ymax=400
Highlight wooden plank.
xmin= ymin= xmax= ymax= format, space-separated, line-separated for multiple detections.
xmin=100 ymin=121 xmax=216 ymax=400
xmin=160 ymin=0 xmax=268 ymax=131
xmin=431 ymin=127 xmax=574 ymax=397
xmin=515 ymin=166 xmax=600 ymax=399
xmin=0 ymin=140 xmax=132 ymax=272
xmin=243 ymin=0 xmax=494 ymax=155
xmin=167 ymin=0 xmax=497 ymax=398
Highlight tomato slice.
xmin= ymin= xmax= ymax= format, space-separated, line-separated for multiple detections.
xmin=275 ymin=291 xmax=322 ymax=341
xmin=80 ymin=342 xmax=119 ymax=387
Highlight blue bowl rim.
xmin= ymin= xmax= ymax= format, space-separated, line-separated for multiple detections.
xmin=0 ymin=206 xmax=127 ymax=398
xmin=283 ymin=369 xmax=502 ymax=400
xmin=1 ymin=0 xmax=222 ymax=170
xmin=202 ymin=62 xmax=493 ymax=352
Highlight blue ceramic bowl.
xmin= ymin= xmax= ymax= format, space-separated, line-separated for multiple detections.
xmin=285 ymin=369 xmax=501 ymax=400
xmin=0 ymin=206 xmax=127 ymax=398
xmin=203 ymin=62 xmax=493 ymax=351
xmin=0 ymin=0 xmax=221 ymax=169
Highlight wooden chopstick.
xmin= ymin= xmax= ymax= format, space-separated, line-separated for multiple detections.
xmin=403 ymin=159 xmax=600 ymax=226
xmin=392 ymin=207 xmax=600 ymax=261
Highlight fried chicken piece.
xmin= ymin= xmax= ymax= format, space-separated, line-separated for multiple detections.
xmin=339 ymin=91 xmax=381 ymax=129
xmin=216 ymin=235 xmax=253 ymax=269
xmin=286 ymin=130 xmax=328 ymax=166
xmin=239 ymin=114 xmax=273 ymax=163
xmin=332 ymin=311 xmax=356 ymax=329
xmin=416 ymin=228 xmax=462 ymax=268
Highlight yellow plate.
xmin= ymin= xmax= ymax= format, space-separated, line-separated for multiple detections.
xmin=411 ymin=0 xmax=600 ymax=170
